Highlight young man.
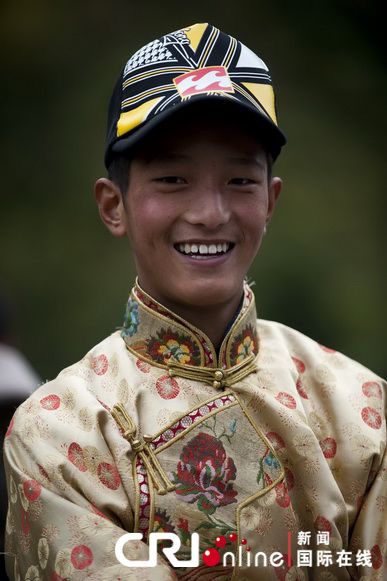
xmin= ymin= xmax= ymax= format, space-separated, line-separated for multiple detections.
xmin=4 ymin=24 xmax=386 ymax=580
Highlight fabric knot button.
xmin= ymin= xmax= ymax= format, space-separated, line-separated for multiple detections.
xmin=213 ymin=380 xmax=222 ymax=389
xmin=214 ymin=370 xmax=224 ymax=381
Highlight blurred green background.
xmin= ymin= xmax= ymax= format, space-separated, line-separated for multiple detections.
xmin=1 ymin=0 xmax=385 ymax=381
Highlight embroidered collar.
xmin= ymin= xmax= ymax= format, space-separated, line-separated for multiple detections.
xmin=121 ymin=281 xmax=259 ymax=389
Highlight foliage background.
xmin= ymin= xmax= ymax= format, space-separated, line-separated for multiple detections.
xmin=1 ymin=0 xmax=385 ymax=381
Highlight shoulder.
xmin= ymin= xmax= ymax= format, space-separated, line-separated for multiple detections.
xmin=257 ymin=318 xmax=384 ymax=385
xmin=256 ymin=319 xmax=385 ymax=435
xmin=4 ymin=331 xmax=134 ymax=449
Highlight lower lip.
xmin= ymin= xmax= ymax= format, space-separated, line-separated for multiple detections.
xmin=174 ymin=247 xmax=234 ymax=266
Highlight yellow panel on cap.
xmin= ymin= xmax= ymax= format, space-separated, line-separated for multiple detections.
xmin=183 ymin=23 xmax=208 ymax=52
xmin=242 ymin=82 xmax=277 ymax=125
xmin=116 ymin=97 xmax=162 ymax=137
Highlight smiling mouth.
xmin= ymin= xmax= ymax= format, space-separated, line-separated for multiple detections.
xmin=174 ymin=242 xmax=234 ymax=258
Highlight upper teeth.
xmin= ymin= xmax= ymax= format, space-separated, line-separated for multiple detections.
xmin=178 ymin=243 xmax=230 ymax=255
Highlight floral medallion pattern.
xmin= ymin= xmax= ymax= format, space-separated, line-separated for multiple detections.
xmin=147 ymin=328 xmax=201 ymax=365
xmin=229 ymin=324 xmax=258 ymax=365
xmin=171 ymin=432 xmax=238 ymax=515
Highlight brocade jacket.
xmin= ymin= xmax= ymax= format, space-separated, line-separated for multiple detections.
xmin=3 ymin=283 xmax=386 ymax=580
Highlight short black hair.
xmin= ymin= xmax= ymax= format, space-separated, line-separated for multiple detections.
xmin=108 ymin=156 xmax=131 ymax=196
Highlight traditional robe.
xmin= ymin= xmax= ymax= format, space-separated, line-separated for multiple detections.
xmin=3 ymin=283 xmax=386 ymax=580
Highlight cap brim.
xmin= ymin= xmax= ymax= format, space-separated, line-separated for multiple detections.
xmin=106 ymin=94 xmax=286 ymax=168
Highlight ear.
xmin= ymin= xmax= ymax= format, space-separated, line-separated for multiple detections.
xmin=266 ymin=176 xmax=282 ymax=223
xmin=94 ymin=178 xmax=127 ymax=238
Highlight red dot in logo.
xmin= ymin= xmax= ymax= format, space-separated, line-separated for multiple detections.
xmin=246 ymin=547 xmax=251 ymax=552
xmin=229 ymin=533 xmax=237 ymax=542
xmin=241 ymin=538 xmax=247 ymax=545
xmin=215 ymin=535 xmax=226 ymax=548
xmin=203 ymin=548 xmax=220 ymax=567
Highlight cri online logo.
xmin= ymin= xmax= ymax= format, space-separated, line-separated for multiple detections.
xmin=115 ymin=531 xmax=285 ymax=568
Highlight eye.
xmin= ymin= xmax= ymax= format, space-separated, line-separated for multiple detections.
xmin=229 ymin=178 xmax=257 ymax=186
xmin=155 ymin=176 xmax=187 ymax=184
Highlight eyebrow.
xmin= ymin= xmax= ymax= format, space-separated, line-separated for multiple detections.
xmin=226 ymin=156 xmax=266 ymax=170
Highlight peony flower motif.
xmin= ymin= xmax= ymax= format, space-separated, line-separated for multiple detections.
xmin=67 ymin=442 xmax=87 ymax=472
xmin=291 ymin=357 xmax=306 ymax=374
xmin=361 ymin=407 xmax=382 ymax=430
xmin=97 ymin=462 xmax=121 ymax=490
xmin=319 ymin=437 xmax=337 ymax=459
xmin=171 ymin=432 xmax=237 ymax=515
xmin=266 ymin=431 xmax=286 ymax=451
xmin=40 ymin=394 xmax=60 ymax=410
xmin=370 ymin=544 xmax=383 ymax=569
xmin=156 ymin=375 xmax=180 ymax=399
xmin=230 ymin=325 xmax=258 ymax=364
xmin=23 ymin=480 xmax=42 ymax=502
xmin=276 ymin=392 xmax=297 ymax=409
xmin=70 ymin=544 xmax=93 ymax=570
xmin=362 ymin=381 xmax=382 ymax=399
xmin=91 ymin=354 xmax=109 ymax=376
xmin=147 ymin=328 xmax=200 ymax=365
xmin=314 ymin=515 xmax=331 ymax=533
xmin=38 ymin=537 xmax=49 ymax=569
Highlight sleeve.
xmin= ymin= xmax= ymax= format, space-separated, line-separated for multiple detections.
xmin=348 ymin=436 xmax=387 ymax=578
xmin=3 ymin=404 xmax=177 ymax=581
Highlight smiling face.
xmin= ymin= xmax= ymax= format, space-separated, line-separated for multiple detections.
xmin=96 ymin=104 xmax=282 ymax=318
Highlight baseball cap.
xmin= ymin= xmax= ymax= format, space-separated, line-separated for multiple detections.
xmin=104 ymin=23 xmax=286 ymax=169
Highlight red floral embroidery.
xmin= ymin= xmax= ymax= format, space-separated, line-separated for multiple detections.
xmin=5 ymin=416 xmax=14 ymax=437
xmin=97 ymin=462 xmax=121 ymax=490
xmin=91 ymin=354 xmax=109 ymax=375
xmin=314 ymin=515 xmax=331 ymax=533
xmin=51 ymin=574 xmax=67 ymax=581
xmin=70 ymin=545 xmax=93 ymax=569
xmin=296 ymin=377 xmax=308 ymax=399
xmin=172 ymin=432 xmax=237 ymax=514
xmin=362 ymin=381 xmax=382 ymax=399
xmin=153 ymin=508 xmax=176 ymax=534
xmin=23 ymin=479 xmax=42 ymax=501
xmin=275 ymin=482 xmax=290 ymax=508
xmin=276 ymin=392 xmax=297 ymax=409
xmin=291 ymin=357 xmax=306 ymax=374
xmin=90 ymin=504 xmax=109 ymax=520
xmin=136 ymin=358 xmax=151 ymax=373
xmin=40 ymin=394 xmax=60 ymax=410
xmin=370 ymin=544 xmax=383 ymax=569
xmin=319 ymin=437 xmax=337 ymax=459
xmin=361 ymin=407 xmax=382 ymax=430
xmin=266 ymin=431 xmax=285 ymax=451
xmin=284 ymin=467 xmax=295 ymax=491
xmin=20 ymin=507 xmax=30 ymax=535
xmin=156 ymin=375 xmax=180 ymax=399
xmin=318 ymin=344 xmax=336 ymax=353
xmin=68 ymin=442 xmax=87 ymax=472
xmin=38 ymin=464 xmax=50 ymax=481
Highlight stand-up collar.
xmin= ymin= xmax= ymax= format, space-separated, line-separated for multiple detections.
xmin=121 ymin=281 xmax=259 ymax=389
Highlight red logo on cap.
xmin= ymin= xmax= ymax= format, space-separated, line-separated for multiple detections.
xmin=174 ymin=66 xmax=234 ymax=98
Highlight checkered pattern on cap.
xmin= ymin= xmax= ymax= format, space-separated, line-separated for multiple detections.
xmin=105 ymin=23 xmax=286 ymax=168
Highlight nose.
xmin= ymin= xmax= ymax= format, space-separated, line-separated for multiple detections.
xmin=184 ymin=184 xmax=231 ymax=230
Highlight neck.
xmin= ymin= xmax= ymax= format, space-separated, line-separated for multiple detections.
xmin=136 ymin=281 xmax=244 ymax=348
xmin=163 ymin=295 xmax=243 ymax=348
